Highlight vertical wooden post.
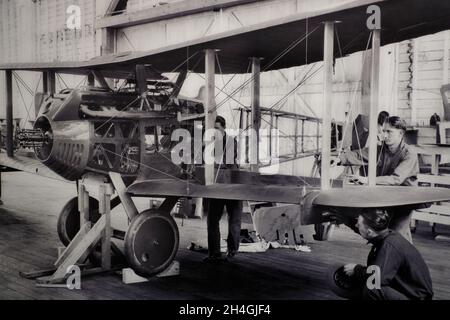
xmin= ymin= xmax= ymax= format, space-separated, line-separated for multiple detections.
xmin=87 ymin=72 xmax=95 ymax=86
xmin=78 ymin=184 xmax=90 ymax=231
xmin=250 ymin=57 xmax=261 ymax=172
xmin=321 ymin=21 xmax=334 ymax=190
xmin=361 ymin=51 xmax=372 ymax=121
xmin=294 ymin=116 xmax=299 ymax=157
xmin=275 ymin=115 xmax=279 ymax=160
xmin=410 ymin=39 xmax=419 ymax=126
xmin=443 ymin=31 xmax=450 ymax=86
xmin=269 ymin=111 xmax=273 ymax=159
xmin=316 ymin=121 xmax=320 ymax=152
xmin=101 ymin=28 xmax=116 ymax=56
xmin=42 ymin=72 xmax=48 ymax=93
xmin=204 ymin=49 xmax=216 ymax=185
xmin=48 ymin=71 xmax=56 ymax=95
xmin=0 ymin=171 xmax=3 ymax=205
xmin=245 ymin=110 xmax=250 ymax=164
xmin=368 ymin=29 xmax=380 ymax=186
xmin=100 ymin=184 xmax=112 ymax=270
xmin=5 ymin=70 xmax=13 ymax=157
xmin=301 ymin=119 xmax=305 ymax=153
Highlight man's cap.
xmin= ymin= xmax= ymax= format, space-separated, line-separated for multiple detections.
xmin=215 ymin=115 xmax=226 ymax=128
xmin=360 ymin=208 xmax=390 ymax=231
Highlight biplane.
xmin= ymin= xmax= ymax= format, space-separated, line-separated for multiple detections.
xmin=2 ymin=0 xmax=450 ymax=282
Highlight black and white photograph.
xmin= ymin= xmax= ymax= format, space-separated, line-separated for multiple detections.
xmin=1 ymin=0 xmax=450 ymax=308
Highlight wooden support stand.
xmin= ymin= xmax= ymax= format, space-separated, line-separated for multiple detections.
xmin=22 ymin=172 xmax=182 ymax=285
xmin=22 ymin=176 xmax=115 ymax=285
xmin=121 ymin=261 xmax=180 ymax=284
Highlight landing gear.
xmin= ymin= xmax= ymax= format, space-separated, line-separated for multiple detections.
xmin=124 ymin=209 xmax=179 ymax=277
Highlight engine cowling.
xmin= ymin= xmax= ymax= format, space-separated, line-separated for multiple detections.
xmin=30 ymin=88 xmax=143 ymax=181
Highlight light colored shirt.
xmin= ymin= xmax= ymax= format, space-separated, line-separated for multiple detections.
xmin=339 ymin=141 xmax=419 ymax=186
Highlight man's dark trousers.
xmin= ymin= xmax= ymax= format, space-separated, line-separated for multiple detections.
xmin=206 ymin=198 xmax=242 ymax=256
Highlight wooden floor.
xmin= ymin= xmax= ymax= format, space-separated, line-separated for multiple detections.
xmin=0 ymin=172 xmax=450 ymax=300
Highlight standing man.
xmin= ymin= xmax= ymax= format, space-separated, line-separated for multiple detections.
xmin=330 ymin=208 xmax=433 ymax=300
xmin=336 ymin=116 xmax=419 ymax=242
xmin=204 ymin=116 xmax=242 ymax=263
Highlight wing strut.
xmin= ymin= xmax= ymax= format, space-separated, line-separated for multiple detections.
xmin=321 ymin=21 xmax=334 ymax=190
xmin=5 ymin=70 xmax=13 ymax=157
xmin=368 ymin=29 xmax=381 ymax=186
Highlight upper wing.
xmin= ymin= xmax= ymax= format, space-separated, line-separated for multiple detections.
xmin=1 ymin=0 xmax=450 ymax=75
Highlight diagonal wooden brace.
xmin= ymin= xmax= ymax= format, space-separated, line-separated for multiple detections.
xmin=41 ymin=215 xmax=107 ymax=284
xmin=109 ymin=171 xmax=138 ymax=220
xmin=39 ymin=178 xmax=115 ymax=284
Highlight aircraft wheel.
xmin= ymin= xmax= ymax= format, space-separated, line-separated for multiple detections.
xmin=57 ymin=196 xmax=121 ymax=246
xmin=57 ymin=196 xmax=123 ymax=266
xmin=57 ymin=196 xmax=100 ymax=246
xmin=124 ymin=209 xmax=179 ymax=277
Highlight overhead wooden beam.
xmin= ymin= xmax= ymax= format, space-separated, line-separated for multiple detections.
xmin=5 ymin=70 xmax=13 ymax=157
xmin=321 ymin=21 xmax=334 ymax=190
xmin=368 ymin=29 xmax=380 ymax=186
xmin=250 ymin=57 xmax=261 ymax=172
xmin=96 ymin=0 xmax=260 ymax=29
xmin=204 ymin=49 xmax=217 ymax=185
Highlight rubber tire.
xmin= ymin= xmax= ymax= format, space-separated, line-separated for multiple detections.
xmin=124 ymin=210 xmax=179 ymax=278
xmin=57 ymin=196 xmax=101 ymax=246
xmin=57 ymin=196 xmax=124 ymax=266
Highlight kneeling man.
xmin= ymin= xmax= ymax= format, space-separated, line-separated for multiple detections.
xmin=333 ymin=209 xmax=433 ymax=300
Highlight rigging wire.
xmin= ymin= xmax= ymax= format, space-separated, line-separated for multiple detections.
xmin=210 ymin=25 xmax=321 ymax=114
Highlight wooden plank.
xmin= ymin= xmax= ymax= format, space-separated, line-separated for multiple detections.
xmin=96 ymin=0 xmax=260 ymax=29
xmin=417 ymin=204 xmax=450 ymax=216
xmin=417 ymin=173 xmax=450 ymax=185
xmin=412 ymin=210 xmax=450 ymax=225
